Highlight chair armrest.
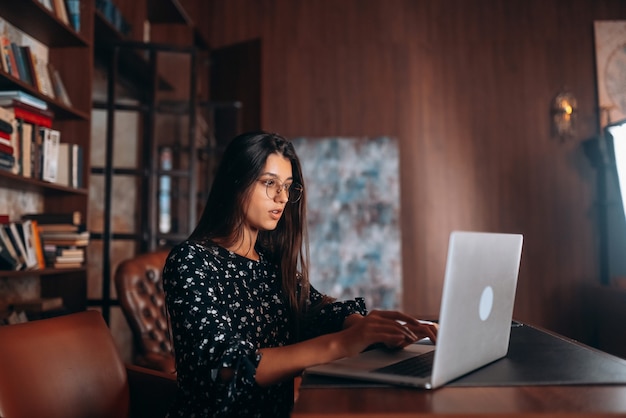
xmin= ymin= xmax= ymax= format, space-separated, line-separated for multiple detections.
xmin=126 ymin=364 xmax=177 ymax=418
xmin=136 ymin=352 xmax=176 ymax=374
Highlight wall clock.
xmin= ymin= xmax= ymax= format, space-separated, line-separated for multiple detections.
xmin=594 ymin=21 xmax=626 ymax=128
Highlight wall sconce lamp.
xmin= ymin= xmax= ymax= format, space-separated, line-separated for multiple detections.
xmin=551 ymin=89 xmax=578 ymax=141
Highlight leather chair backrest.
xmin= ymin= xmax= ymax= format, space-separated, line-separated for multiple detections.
xmin=114 ymin=250 xmax=175 ymax=373
xmin=0 ymin=310 xmax=130 ymax=418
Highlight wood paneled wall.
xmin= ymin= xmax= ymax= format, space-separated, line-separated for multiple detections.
xmin=202 ymin=0 xmax=626 ymax=340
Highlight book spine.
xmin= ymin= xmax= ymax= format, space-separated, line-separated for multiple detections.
xmin=19 ymin=46 xmax=41 ymax=91
xmin=17 ymin=221 xmax=38 ymax=269
xmin=72 ymin=144 xmax=82 ymax=188
xmin=0 ymin=118 xmax=13 ymax=134
xmin=0 ymin=225 xmax=22 ymax=270
xmin=0 ymin=236 xmax=18 ymax=270
xmin=48 ymin=63 xmax=71 ymax=106
xmin=65 ymin=0 xmax=80 ymax=32
xmin=0 ymin=142 xmax=13 ymax=155
xmin=10 ymin=43 xmax=31 ymax=85
xmin=20 ymin=121 xmax=33 ymax=178
xmin=2 ymin=39 xmax=19 ymax=80
xmin=13 ymin=107 xmax=53 ymax=128
xmin=7 ymin=223 xmax=30 ymax=269
xmin=21 ymin=211 xmax=81 ymax=225
xmin=41 ymin=128 xmax=60 ymax=183
xmin=56 ymin=142 xmax=70 ymax=186
xmin=22 ymin=46 xmax=42 ymax=92
xmin=29 ymin=220 xmax=46 ymax=269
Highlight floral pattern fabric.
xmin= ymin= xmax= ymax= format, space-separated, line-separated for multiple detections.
xmin=163 ymin=240 xmax=367 ymax=418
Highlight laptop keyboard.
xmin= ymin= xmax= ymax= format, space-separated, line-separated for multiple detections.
xmin=372 ymin=350 xmax=435 ymax=378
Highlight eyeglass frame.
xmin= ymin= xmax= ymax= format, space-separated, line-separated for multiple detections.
xmin=257 ymin=177 xmax=303 ymax=203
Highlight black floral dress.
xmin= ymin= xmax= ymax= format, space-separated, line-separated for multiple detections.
xmin=162 ymin=240 xmax=367 ymax=418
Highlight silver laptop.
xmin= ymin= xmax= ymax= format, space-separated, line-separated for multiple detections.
xmin=305 ymin=231 xmax=524 ymax=389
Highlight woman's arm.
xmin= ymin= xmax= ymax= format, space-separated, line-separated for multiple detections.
xmin=254 ymin=309 xmax=438 ymax=387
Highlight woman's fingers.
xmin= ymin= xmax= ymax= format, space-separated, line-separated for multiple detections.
xmin=366 ymin=310 xmax=439 ymax=344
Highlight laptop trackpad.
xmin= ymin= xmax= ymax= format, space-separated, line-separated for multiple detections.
xmin=325 ymin=340 xmax=435 ymax=371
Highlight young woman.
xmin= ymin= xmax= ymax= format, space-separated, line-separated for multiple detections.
xmin=163 ymin=131 xmax=437 ymax=417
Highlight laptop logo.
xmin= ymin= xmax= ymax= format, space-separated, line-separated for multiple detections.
xmin=479 ymin=286 xmax=494 ymax=321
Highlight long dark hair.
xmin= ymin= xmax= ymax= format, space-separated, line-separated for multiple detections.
xmin=190 ymin=131 xmax=311 ymax=318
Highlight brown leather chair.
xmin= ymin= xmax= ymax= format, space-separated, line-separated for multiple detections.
xmin=114 ymin=249 xmax=176 ymax=374
xmin=0 ymin=310 xmax=177 ymax=418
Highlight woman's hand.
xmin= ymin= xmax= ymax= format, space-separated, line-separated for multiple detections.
xmin=340 ymin=310 xmax=438 ymax=357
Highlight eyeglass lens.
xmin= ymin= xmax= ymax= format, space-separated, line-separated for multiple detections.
xmin=265 ymin=180 xmax=302 ymax=203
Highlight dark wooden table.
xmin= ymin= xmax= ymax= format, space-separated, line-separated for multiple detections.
xmin=292 ymin=324 xmax=626 ymax=417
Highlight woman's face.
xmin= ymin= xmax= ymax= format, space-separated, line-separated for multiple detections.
xmin=244 ymin=153 xmax=293 ymax=232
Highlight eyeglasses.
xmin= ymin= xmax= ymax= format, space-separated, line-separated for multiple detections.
xmin=258 ymin=178 xmax=303 ymax=203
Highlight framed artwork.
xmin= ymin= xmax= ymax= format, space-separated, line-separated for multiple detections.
xmin=594 ymin=21 xmax=626 ymax=127
xmin=292 ymin=136 xmax=401 ymax=309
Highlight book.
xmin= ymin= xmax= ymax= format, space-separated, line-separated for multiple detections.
xmin=0 ymin=225 xmax=22 ymax=270
xmin=72 ymin=143 xmax=83 ymax=188
xmin=52 ymin=261 xmax=83 ymax=269
xmin=0 ymin=142 xmax=12 ymax=155
xmin=28 ymin=220 xmax=46 ymax=269
xmin=53 ymin=0 xmax=70 ymax=25
xmin=0 ymin=132 xmax=9 ymax=146
xmin=56 ymin=142 xmax=72 ymax=186
xmin=22 ymin=211 xmax=82 ymax=225
xmin=1 ymin=224 xmax=25 ymax=269
xmin=47 ymin=63 xmax=71 ymax=106
xmin=0 ymin=35 xmax=18 ymax=80
xmin=17 ymin=220 xmax=39 ymax=269
xmin=40 ymin=230 xmax=89 ymax=247
xmin=37 ymin=223 xmax=84 ymax=233
xmin=54 ymin=254 xmax=84 ymax=263
xmin=56 ymin=247 xmax=84 ymax=257
xmin=10 ymin=43 xmax=32 ymax=86
xmin=0 ymin=34 xmax=10 ymax=74
xmin=0 ymin=90 xmax=48 ymax=111
xmin=35 ymin=56 xmax=54 ymax=99
xmin=7 ymin=223 xmax=32 ymax=269
xmin=41 ymin=128 xmax=60 ymax=183
xmin=54 ymin=142 xmax=82 ymax=188
xmin=0 ymin=230 xmax=18 ymax=270
xmin=38 ymin=0 xmax=55 ymax=12
xmin=0 ymin=152 xmax=14 ymax=172
xmin=65 ymin=0 xmax=81 ymax=32
xmin=2 ymin=100 xmax=53 ymax=129
xmin=43 ymin=244 xmax=84 ymax=267
xmin=0 ymin=114 xmax=13 ymax=135
xmin=21 ymin=46 xmax=41 ymax=92
xmin=20 ymin=121 xmax=33 ymax=178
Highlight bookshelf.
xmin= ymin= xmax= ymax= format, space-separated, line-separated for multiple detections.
xmin=0 ymin=0 xmax=93 ymax=315
xmin=85 ymin=0 xmax=217 ymax=325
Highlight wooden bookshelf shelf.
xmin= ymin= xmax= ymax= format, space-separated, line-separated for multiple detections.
xmin=0 ymin=1 xmax=87 ymax=47
xmin=0 ymin=0 xmax=93 ymax=315
xmin=0 ymin=74 xmax=90 ymax=121
xmin=0 ymin=170 xmax=88 ymax=195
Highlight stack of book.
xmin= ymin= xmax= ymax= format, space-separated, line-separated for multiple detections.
xmin=0 ymin=214 xmax=45 ymax=271
xmin=0 ymin=90 xmax=82 ymax=187
xmin=21 ymin=211 xmax=88 ymax=269
xmin=0 ymin=91 xmax=52 ymax=177
xmin=0 ymin=105 xmax=14 ymax=173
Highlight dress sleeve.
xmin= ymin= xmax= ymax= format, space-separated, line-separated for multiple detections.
xmin=299 ymin=284 xmax=368 ymax=340
xmin=163 ymin=242 xmax=261 ymax=410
